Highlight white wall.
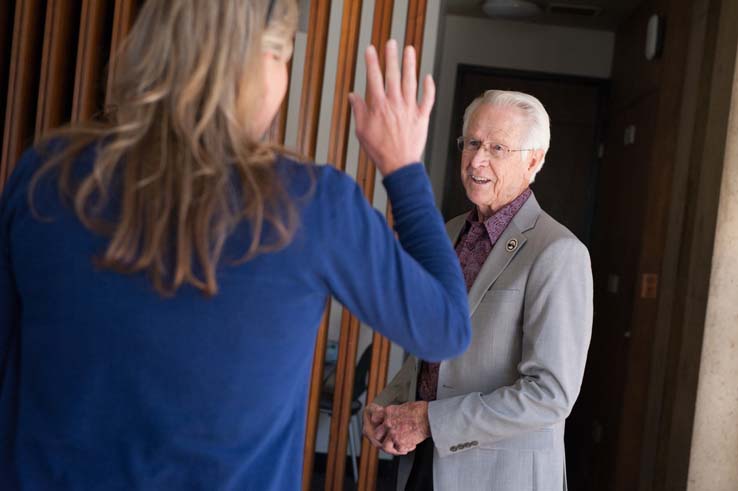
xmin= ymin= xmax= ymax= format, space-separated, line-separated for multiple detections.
xmin=427 ymin=15 xmax=615 ymax=205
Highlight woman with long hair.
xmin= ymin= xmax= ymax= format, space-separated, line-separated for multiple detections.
xmin=0 ymin=0 xmax=470 ymax=489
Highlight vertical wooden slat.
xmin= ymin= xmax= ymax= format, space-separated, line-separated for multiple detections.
xmin=354 ymin=0 xmax=393 ymax=202
xmin=0 ymin=0 xmax=46 ymax=191
xmin=0 ymin=0 xmax=17 ymax=164
xmin=325 ymin=0 xmax=363 ymax=173
xmin=297 ymin=1 xmax=334 ymax=489
xmin=71 ymin=0 xmax=113 ymax=122
xmin=297 ymin=0 xmax=332 ymax=158
xmin=35 ymin=0 xmax=81 ymax=136
xmin=359 ymin=2 xmax=428 ymax=488
xmin=105 ymin=0 xmax=139 ymax=105
xmin=324 ymin=0 xmax=365 ymax=488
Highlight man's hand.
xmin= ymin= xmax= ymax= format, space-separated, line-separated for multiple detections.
xmin=376 ymin=401 xmax=431 ymax=456
xmin=362 ymin=403 xmax=386 ymax=448
xmin=348 ymin=40 xmax=435 ymax=176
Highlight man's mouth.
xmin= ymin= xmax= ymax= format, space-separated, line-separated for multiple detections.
xmin=470 ymin=174 xmax=492 ymax=184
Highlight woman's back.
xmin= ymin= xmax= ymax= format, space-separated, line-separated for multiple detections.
xmin=0 ymin=145 xmax=469 ymax=489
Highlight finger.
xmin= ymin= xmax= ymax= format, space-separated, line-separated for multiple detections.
xmin=401 ymin=45 xmax=417 ymax=104
xmin=419 ymin=74 xmax=436 ymax=118
xmin=384 ymin=39 xmax=402 ymax=102
xmin=348 ymin=93 xmax=368 ymax=129
xmin=363 ymin=430 xmax=382 ymax=448
xmin=398 ymin=444 xmax=416 ymax=454
xmin=364 ymin=45 xmax=385 ymax=105
xmin=374 ymin=424 xmax=388 ymax=442
xmin=382 ymin=437 xmax=401 ymax=455
xmin=370 ymin=409 xmax=384 ymax=425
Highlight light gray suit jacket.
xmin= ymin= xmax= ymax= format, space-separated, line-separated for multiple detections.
xmin=373 ymin=194 xmax=593 ymax=491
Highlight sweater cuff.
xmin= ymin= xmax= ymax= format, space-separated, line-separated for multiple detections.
xmin=382 ymin=163 xmax=432 ymax=210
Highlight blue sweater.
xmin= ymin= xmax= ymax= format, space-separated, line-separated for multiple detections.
xmin=0 ymin=146 xmax=470 ymax=490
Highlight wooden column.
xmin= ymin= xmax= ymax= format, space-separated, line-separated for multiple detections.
xmin=71 ymin=0 xmax=113 ymax=122
xmin=105 ymin=0 xmax=139 ymax=105
xmin=297 ymin=1 xmax=333 ymax=490
xmin=1 ymin=0 xmax=46 ymax=190
xmin=0 ymin=2 xmax=17 ymax=169
xmin=358 ymin=2 xmax=428 ymax=489
xmin=35 ymin=0 xmax=81 ymax=136
xmin=323 ymin=0 xmax=364 ymax=489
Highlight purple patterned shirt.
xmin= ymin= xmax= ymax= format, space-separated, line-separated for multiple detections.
xmin=417 ymin=188 xmax=532 ymax=401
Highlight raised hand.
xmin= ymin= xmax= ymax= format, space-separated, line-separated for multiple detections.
xmin=348 ymin=39 xmax=435 ymax=176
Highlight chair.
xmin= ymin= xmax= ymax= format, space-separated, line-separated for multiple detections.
xmin=319 ymin=343 xmax=373 ymax=483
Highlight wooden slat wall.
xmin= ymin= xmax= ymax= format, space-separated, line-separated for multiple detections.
xmin=105 ymin=0 xmax=140 ymax=104
xmin=323 ymin=0 xmax=365 ymax=486
xmin=71 ymin=0 xmax=113 ymax=122
xmin=358 ymin=2 xmax=428 ymax=489
xmin=0 ymin=0 xmax=46 ymax=190
xmin=0 ymin=1 xmax=18 ymax=162
xmin=296 ymin=1 xmax=334 ymax=489
xmin=350 ymin=3 xmax=397 ymax=489
xmin=35 ymin=0 xmax=81 ymax=135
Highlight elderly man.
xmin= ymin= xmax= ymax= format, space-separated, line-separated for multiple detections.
xmin=364 ymin=90 xmax=593 ymax=491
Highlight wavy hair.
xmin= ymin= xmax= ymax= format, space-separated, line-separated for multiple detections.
xmin=30 ymin=0 xmax=299 ymax=296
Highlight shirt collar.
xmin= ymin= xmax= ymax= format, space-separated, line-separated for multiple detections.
xmin=465 ymin=188 xmax=532 ymax=244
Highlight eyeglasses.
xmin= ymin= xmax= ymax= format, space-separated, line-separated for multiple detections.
xmin=456 ymin=137 xmax=533 ymax=160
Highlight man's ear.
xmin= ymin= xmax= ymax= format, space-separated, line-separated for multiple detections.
xmin=526 ymin=149 xmax=544 ymax=176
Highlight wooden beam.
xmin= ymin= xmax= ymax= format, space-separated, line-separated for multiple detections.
xmin=0 ymin=1 xmax=17 ymax=167
xmin=297 ymin=0 xmax=333 ymax=488
xmin=71 ymin=0 xmax=112 ymax=122
xmin=354 ymin=0 xmax=393 ymax=203
xmin=297 ymin=0 xmax=332 ymax=158
xmin=358 ymin=2 xmax=429 ymax=489
xmin=1 ymin=0 xmax=45 ymax=191
xmin=105 ymin=0 xmax=139 ymax=105
xmin=325 ymin=0 xmax=362 ymax=173
xmin=35 ymin=0 xmax=81 ymax=135
xmin=323 ymin=0 xmax=366 ymax=487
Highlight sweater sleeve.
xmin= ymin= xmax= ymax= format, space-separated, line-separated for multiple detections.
xmin=314 ymin=163 xmax=471 ymax=362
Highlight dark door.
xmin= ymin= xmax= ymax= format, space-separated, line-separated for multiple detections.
xmin=441 ymin=65 xmax=608 ymax=246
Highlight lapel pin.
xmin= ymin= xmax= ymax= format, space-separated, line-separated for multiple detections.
xmin=506 ymin=238 xmax=518 ymax=252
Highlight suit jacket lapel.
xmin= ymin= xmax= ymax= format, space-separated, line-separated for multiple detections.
xmin=465 ymin=195 xmax=542 ymax=316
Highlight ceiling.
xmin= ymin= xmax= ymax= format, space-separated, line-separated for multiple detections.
xmin=445 ymin=0 xmax=645 ymax=30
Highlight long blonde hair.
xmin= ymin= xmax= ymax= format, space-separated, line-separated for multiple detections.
xmin=31 ymin=0 xmax=299 ymax=296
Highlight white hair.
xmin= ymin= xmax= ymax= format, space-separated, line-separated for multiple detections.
xmin=462 ymin=90 xmax=551 ymax=181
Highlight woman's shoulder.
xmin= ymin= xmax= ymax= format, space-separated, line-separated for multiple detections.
xmin=275 ymin=156 xmax=359 ymax=203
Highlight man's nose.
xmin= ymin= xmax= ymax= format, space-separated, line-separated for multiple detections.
xmin=469 ymin=149 xmax=489 ymax=168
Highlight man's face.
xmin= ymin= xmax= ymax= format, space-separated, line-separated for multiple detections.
xmin=460 ymin=104 xmax=541 ymax=219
